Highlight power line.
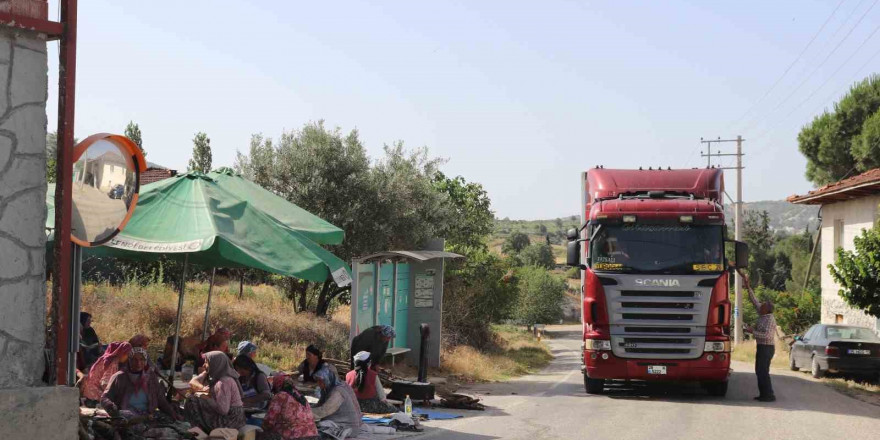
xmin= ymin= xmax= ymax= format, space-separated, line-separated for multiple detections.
xmin=750 ymin=20 xmax=880 ymax=144
xmin=740 ymin=0 xmax=879 ymax=133
xmin=727 ymin=0 xmax=846 ymax=130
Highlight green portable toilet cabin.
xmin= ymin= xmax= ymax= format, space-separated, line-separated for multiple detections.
xmin=350 ymin=248 xmax=462 ymax=368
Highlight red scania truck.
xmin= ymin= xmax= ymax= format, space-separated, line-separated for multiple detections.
xmin=566 ymin=167 xmax=749 ymax=396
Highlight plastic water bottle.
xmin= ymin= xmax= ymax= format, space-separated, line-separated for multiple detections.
xmin=404 ymin=395 xmax=412 ymax=417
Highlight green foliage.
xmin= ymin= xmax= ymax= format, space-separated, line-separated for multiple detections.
xmin=502 ymin=232 xmax=531 ymax=254
xmin=798 ymin=74 xmax=880 ymax=185
xmin=46 ymin=132 xmax=56 ymax=183
xmin=734 ymin=285 xmax=820 ymax=336
xmin=829 ymin=225 xmax=880 ymax=318
xmin=519 ymin=243 xmax=555 ymax=269
xmin=433 ymin=172 xmax=494 ymax=253
xmin=565 ymin=266 xmax=580 ymax=279
xmin=443 ymin=251 xmax=519 ymax=348
xmin=514 ymin=266 xmax=565 ymax=325
xmin=188 ymin=132 xmax=213 ymax=173
xmin=125 ymin=121 xmax=145 ymax=157
xmin=234 ymin=121 xmax=495 ymax=315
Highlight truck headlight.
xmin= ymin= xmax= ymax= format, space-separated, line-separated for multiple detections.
xmin=704 ymin=341 xmax=730 ymax=352
xmin=587 ymin=339 xmax=612 ymax=351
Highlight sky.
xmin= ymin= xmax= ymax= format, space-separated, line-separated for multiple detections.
xmin=45 ymin=0 xmax=880 ymax=219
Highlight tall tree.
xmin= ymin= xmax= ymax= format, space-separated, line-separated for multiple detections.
xmin=188 ymin=132 xmax=213 ymax=173
xmin=124 ymin=121 xmax=145 ymax=157
xmin=798 ymin=74 xmax=880 ymax=186
xmin=432 ymin=171 xmax=493 ymax=253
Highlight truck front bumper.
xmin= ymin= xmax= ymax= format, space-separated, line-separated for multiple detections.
xmin=584 ymin=350 xmax=730 ymax=382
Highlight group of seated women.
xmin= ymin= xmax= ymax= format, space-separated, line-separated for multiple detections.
xmin=79 ymin=329 xmax=403 ymax=440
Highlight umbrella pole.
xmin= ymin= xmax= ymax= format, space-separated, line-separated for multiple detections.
xmin=202 ymin=268 xmax=216 ymax=340
xmin=167 ymin=254 xmax=189 ymax=399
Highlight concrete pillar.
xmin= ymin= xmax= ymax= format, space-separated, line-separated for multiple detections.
xmin=0 ymin=2 xmax=79 ymax=438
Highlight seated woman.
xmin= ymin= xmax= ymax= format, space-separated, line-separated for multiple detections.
xmin=184 ymin=351 xmax=247 ymax=433
xmin=345 ymin=352 xmax=398 ymax=414
xmin=232 ymin=354 xmax=272 ymax=410
xmin=78 ymin=312 xmax=102 ymax=372
xmin=257 ymin=375 xmax=320 ymax=440
xmin=197 ymin=328 xmax=232 ymax=373
xmin=310 ymin=367 xmax=363 ymax=438
xmin=101 ymin=348 xmax=181 ymax=420
xmin=82 ymin=341 xmax=131 ymax=405
xmin=297 ymin=345 xmax=336 ymax=383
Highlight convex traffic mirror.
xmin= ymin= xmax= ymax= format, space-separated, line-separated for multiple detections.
xmin=70 ymin=133 xmax=146 ymax=247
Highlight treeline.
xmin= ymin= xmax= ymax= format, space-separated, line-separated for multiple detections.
xmin=736 ymin=210 xmax=821 ymax=336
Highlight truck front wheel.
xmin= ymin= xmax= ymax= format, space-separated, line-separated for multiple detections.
xmin=584 ymin=374 xmax=605 ymax=394
xmin=703 ymin=381 xmax=728 ymax=397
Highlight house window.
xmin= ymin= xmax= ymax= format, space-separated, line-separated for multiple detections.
xmin=835 ymin=314 xmax=844 ymax=324
xmin=834 ymin=219 xmax=845 ymax=260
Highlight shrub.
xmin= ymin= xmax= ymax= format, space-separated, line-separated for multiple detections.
xmin=514 ymin=267 xmax=565 ymax=324
xmin=443 ymin=251 xmax=519 ymax=349
xmin=519 ymin=244 xmax=555 ymax=270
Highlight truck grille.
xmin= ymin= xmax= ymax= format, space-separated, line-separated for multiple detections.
xmin=621 ymin=290 xmax=694 ymax=297
xmin=605 ymin=277 xmax=714 ymax=360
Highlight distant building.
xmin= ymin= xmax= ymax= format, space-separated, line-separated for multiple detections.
xmin=140 ymin=163 xmax=178 ymax=185
xmin=788 ymin=168 xmax=880 ymax=332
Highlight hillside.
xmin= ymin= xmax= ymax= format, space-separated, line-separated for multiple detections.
xmin=494 ymin=200 xmax=819 ymax=240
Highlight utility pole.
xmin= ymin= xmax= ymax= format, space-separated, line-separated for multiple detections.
xmin=701 ymin=136 xmax=745 ymax=345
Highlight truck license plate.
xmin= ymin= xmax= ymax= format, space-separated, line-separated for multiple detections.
xmin=647 ymin=366 xmax=667 ymax=375
xmin=848 ymin=349 xmax=871 ymax=355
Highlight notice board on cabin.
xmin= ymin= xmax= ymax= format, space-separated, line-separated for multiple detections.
xmin=413 ymin=274 xmax=435 ymax=308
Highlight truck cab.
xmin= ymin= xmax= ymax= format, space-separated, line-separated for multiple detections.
xmin=567 ymin=167 xmax=749 ymax=396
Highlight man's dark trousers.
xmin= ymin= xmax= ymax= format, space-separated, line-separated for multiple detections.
xmin=755 ymin=344 xmax=775 ymax=398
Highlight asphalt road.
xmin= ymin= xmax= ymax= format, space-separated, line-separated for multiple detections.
xmin=419 ymin=325 xmax=880 ymax=440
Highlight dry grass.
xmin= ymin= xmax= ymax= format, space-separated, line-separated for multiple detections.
xmin=79 ymin=280 xmax=350 ymax=371
xmin=730 ymin=338 xmax=790 ymax=370
xmin=440 ymin=325 xmax=553 ymax=382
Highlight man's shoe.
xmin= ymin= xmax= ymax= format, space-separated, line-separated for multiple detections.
xmin=757 ymin=395 xmax=776 ymax=402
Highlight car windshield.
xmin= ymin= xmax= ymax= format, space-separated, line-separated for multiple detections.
xmin=825 ymin=326 xmax=880 ymax=341
xmin=590 ymin=224 xmax=723 ymax=274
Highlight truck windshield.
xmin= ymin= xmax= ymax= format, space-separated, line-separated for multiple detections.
xmin=590 ymin=224 xmax=723 ymax=274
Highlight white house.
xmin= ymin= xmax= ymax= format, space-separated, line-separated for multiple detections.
xmin=788 ymin=168 xmax=880 ymax=332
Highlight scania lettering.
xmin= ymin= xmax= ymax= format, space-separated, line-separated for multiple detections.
xmin=566 ymin=167 xmax=749 ymax=397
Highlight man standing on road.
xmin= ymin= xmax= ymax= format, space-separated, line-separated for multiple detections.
xmin=739 ymin=269 xmax=777 ymax=402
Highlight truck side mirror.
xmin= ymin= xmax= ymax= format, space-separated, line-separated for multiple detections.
xmin=734 ymin=241 xmax=749 ymax=269
xmin=566 ymin=228 xmax=579 ymax=241
xmin=567 ymin=240 xmax=585 ymax=268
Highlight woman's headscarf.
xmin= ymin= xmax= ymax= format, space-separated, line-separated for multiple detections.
xmin=237 ymin=340 xmax=258 ymax=357
xmin=79 ymin=312 xmax=92 ymax=328
xmin=232 ymin=354 xmax=263 ymax=383
xmin=95 ymin=341 xmax=132 ymax=369
xmin=306 ymin=344 xmax=322 ymax=359
xmin=313 ymin=366 xmax=339 ymax=407
xmin=272 ymin=374 xmax=308 ymax=406
xmin=204 ymin=351 xmax=243 ymax=396
xmin=352 ymin=351 xmax=371 ymax=392
xmin=379 ymin=325 xmax=397 ymax=339
xmin=126 ymin=348 xmax=151 ymax=393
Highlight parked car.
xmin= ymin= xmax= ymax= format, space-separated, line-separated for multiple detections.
xmin=789 ymin=324 xmax=880 ymax=379
xmin=107 ymin=184 xmax=124 ymax=199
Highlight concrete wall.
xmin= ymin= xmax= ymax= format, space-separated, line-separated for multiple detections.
xmin=0 ymin=5 xmax=81 ymax=439
xmin=819 ymin=195 xmax=880 ymax=332
xmin=0 ymin=26 xmax=49 ymax=389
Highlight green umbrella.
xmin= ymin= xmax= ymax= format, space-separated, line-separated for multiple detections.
xmin=48 ymin=173 xmax=349 ymax=283
xmin=208 ymin=167 xmax=343 ymax=245
xmin=47 ymin=172 xmax=351 ymax=380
